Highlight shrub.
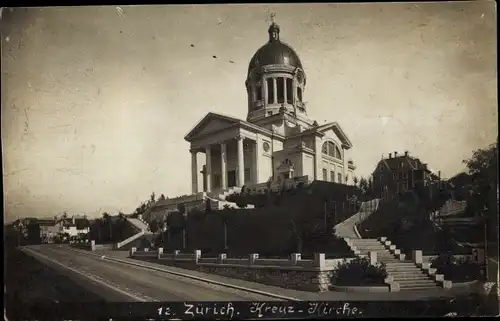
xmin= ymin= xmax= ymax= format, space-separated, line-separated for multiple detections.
xmin=333 ymin=257 xmax=388 ymax=286
xmin=430 ymin=254 xmax=482 ymax=282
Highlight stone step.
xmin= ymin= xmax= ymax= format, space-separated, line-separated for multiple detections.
xmin=399 ymin=285 xmax=441 ymax=291
xmin=386 ymin=267 xmax=423 ymax=272
xmin=391 ymin=274 xmax=429 ymax=279
xmin=385 ymin=262 xmax=418 ymax=266
xmin=398 ymin=279 xmax=436 ymax=285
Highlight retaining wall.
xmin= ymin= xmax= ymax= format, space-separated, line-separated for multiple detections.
xmin=130 ymin=248 xmax=357 ymax=292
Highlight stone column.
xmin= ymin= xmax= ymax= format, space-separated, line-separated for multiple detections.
xmin=314 ymin=137 xmax=322 ymax=180
xmin=263 ymin=77 xmax=268 ymax=106
xmin=283 ymin=77 xmax=287 ymax=104
xmin=191 ymin=150 xmax=198 ymax=194
xmin=220 ymin=143 xmax=228 ymax=190
xmin=253 ymin=140 xmax=260 ymax=184
xmin=273 ymin=78 xmax=277 ymax=104
xmin=205 ymin=146 xmax=212 ymax=192
xmin=236 ymin=135 xmax=245 ymax=187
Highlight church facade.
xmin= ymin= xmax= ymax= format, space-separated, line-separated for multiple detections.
xmin=184 ymin=22 xmax=356 ymax=194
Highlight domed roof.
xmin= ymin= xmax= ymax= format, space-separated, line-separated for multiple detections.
xmin=247 ymin=23 xmax=303 ymax=75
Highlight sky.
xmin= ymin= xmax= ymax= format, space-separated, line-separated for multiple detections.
xmin=1 ymin=3 xmax=497 ymax=222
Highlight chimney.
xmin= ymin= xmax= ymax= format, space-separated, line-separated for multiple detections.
xmin=394 ymin=151 xmax=398 ymax=157
xmin=389 ymin=153 xmax=392 ymax=159
xmin=404 ymin=150 xmax=408 ymax=157
xmin=72 ymin=217 xmax=75 ymax=225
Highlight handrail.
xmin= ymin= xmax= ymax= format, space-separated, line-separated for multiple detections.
xmin=116 ymin=230 xmax=145 ymax=249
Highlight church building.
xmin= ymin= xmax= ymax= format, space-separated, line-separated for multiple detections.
xmin=184 ymin=22 xmax=357 ymax=194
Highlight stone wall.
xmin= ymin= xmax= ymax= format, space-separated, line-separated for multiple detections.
xmin=131 ymin=248 xmax=349 ymax=292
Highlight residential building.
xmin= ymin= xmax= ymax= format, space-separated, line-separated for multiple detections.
xmin=371 ymin=151 xmax=441 ymax=199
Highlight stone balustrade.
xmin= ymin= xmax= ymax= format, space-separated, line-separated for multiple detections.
xmin=129 ymin=248 xmax=356 ymax=292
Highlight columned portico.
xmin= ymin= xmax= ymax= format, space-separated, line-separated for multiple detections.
xmin=191 ymin=150 xmax=198 ymax=194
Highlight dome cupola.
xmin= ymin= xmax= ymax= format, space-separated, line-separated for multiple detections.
xmin=245 ymin=20 xmax=309 ymax=126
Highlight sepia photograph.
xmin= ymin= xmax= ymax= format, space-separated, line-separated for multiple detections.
xmin=2 ymin=2 xmax=498 ymax=319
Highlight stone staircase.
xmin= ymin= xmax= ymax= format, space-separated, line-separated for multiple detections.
xmin=346 ymin=238 xmax=450 ymax=292
xmin=115 ymin=216 xmax=153 ymax=250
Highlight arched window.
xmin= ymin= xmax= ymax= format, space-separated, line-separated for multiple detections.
xmin=321 ymin=141 xmax=342 ymax=160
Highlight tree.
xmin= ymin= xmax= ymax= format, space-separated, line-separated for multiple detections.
xmin=159 ymin=194 xmax=166 ymax=201
xmin=102 ymin=212 xmax=112 ymax=241
xmin=463 ymin=141 xmax=497 ymax=214
xmin=353 ymin=176 xmax=359 ymax=187
xmin=359 ymin=177 xmax=369 ymax=195
xmin=149 ymin=220 xmax=159 ymax=233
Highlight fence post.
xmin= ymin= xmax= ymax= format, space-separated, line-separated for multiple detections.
xmin=157 ymin=247 xmax=163 ymax=259
xmin=194 ymin=249 xmax=201 ymax=263
xmin=130 ymin=247 xmax=137 ymax=257
xmin=90 ymin=240 xmax=96 ymax=252
xmin=313 ymin=253 xmax=326 ymax=270
xmin=248 ymin=253 xmax=259 ymax=265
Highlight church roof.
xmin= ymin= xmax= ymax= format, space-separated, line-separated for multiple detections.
xmin=184 ymin=112 xmax=279 ymax=142
xmin=247 ymin=22 xmax=303 ymax=76
xmin=287 ymin=122 xmax=353 ymax=149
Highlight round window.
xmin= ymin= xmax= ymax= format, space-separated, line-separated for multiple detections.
xmin=263 ymin=142 xmax=270 ymax=152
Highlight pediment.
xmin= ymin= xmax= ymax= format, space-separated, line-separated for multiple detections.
xmin=184 ymin=113 xmax=242 ymax=141
xmin=317 ymin=122 xmax=353 ymax=149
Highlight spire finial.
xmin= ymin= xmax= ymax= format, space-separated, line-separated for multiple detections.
xmin=268 ymin=13 xmax=280 ymax=42
xmin=270 ymin=12 xmax=276 ymax=24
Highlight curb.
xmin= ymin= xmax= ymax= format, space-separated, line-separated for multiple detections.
xmin=65 ymin=247 xmax=300 ymax=302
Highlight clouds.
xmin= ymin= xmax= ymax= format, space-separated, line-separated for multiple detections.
xmin=1 ymin=3 xmax=497 ymax=222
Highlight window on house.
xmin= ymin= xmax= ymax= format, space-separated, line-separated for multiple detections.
xmin=283 ymin=172 xmax=290 ymax=179
xmin=393 ymin=172 xmax=397 ymax=180
xmin=330 ymin=171 xmax=335 ymax=182
xmin=338 ymin=173 xmax=342 ymax=184
xmin=322 ymin=168 xmax=328 ymax=181
xmin=286 ymin=78 xmax=293 ymax=104
xmin=297 ymin=87 xmax=302 ymax=102
xmin=256 ymin=84 xmax=262 ymax=101
xmin=396 ymin=182 xmax=400 ymax=193
xmin=404 ymin=180 xmax=409 ymax=192
xmin=267 ymin=78 xmax=274 ymax=104
xmin=277 ymin=77 xmax=285 ymax=104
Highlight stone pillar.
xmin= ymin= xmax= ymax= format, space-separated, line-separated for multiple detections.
xmin=220 ymin=143 xmax=228 ymax=190
xmin=191 ymin=150 xmax=198 ymax=194
xmin=90 ymin=240 xmax=96 ymax=251
xmin=314 ymin=253 xmax=326 ymax=270
xmin=218 ymin=253 xmax=227 ymax=264
xmin=205 ymin=146 xmax=212 ymax=192
xmin=194 ymin=249 xmax=201 ymax=263
xmin=291 ymin=253 xmax=301 ymax=265
xmin=130 ymin=247 xmax=137 ymax=256
xmin=263 ymin=77 xmax=268 ymax=106
xmin=314 ymin=137 xmax=322 ymax=180
xmin=273 ymin=78 xmax=277 ymax=104
xmin=157 ymin=247 xmax=163 ymax=259
xmin=236 ymin=136 xmax=245 ymax=187
xmin=412 ymin=250 xmax=423 ymax=264
xmin=248 ymin=253 xmax=259 ymax=265
xmin=253 ymin=140 xmax=259 ymax=184
xmin=369 ymin=251 xmax=378 ymax=265
xmin=283 ymin=77 xmax=287 ymax=104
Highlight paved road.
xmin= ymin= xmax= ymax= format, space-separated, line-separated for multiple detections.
xmin=23 ymin=245 xmax=483 ymax=302
xmin=24 ymin=245 xmax=280 ymax=302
